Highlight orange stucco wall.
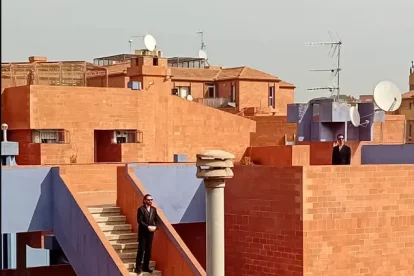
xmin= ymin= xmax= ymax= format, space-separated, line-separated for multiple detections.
xmin=224 ymin=164 xmax=414 ymax=276
xmin=2 ymin=85 xmax=255 ymax=165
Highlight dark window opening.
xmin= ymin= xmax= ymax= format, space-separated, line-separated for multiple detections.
xmin=153 ymin=58 xmax=159 ymax=66
xmin=268 ymin=86 xmax=275 ymax=108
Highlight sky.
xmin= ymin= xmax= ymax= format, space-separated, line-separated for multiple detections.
xmin=2 ymin=0 xmax=413 ymax=102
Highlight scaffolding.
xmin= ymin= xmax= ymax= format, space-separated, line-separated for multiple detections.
xmin=1 ymin=61 xmax=107 ymax=87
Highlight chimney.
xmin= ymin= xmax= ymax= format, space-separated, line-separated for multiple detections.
xmin=28 ymin=56 xmax=47 ymax=63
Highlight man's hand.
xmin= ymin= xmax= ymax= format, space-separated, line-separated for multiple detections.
xmin=148 ymin=226 xmax=156 ymax=232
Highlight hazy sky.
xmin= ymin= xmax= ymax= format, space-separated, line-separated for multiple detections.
xmin=2 ymin=0 xmax=413 ymax=102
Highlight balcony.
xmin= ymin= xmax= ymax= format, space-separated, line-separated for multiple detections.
xmin=195 ymin=97 xmax=236 ymax=108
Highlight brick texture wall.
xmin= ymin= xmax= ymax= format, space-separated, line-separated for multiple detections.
xmin=225 ymin=165 xmax=304 ymax=276
xmin=242 ymin=145 xmax=310 ymax=166
xmin=224 ymin=164 xmax=414 ymax=276
xmin=249 ymin=116 xmax=297 ymax=146
xmin=59 ymin=163 xmax=122 ymax=205
xmin=275 ymin=87 xmax=295 ymax=116
xmin=373 ymin=115 xmax=406 ymax=144
xmin=173 ymin=223 xmax=207 ymax=269
xmin=302 ymin=165 xmax=414 ymax=276
xmin=3 ymin=85 xmax=255 ymax=164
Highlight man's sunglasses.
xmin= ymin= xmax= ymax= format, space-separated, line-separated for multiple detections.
xmin=146 ymin=198 xmax=153 ymax=201
xmin=337 ymin=137 xmax=344 ymax=141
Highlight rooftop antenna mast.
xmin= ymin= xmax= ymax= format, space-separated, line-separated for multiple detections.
xmin=196 ymin=30 xmax=206 ymax=50
xmin=306 ymin=31 xmax=343 ymax=101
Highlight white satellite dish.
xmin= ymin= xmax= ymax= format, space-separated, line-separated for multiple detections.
xmin=349 ymin=106 xmax=361 ymax=127
xmin=186 ymin=95 xmax=193 ymax=101
xmin=373 ymin=81 xmax=402 ymax=112
xmin=198 ymin=49 xmax=208 ymax=60
xmin=144 ymin=34 xmax=157 ymax=51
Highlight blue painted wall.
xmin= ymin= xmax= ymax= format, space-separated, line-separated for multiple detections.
xmin=133 ymin=164 xmax=205 ymax=224
xmin=1 ymin=167 xmax=53 ymax=268
xmin=2 ymin=167 xmax=53 ymax=233
xmin=361 ymin=144 xmax=414 ymax=164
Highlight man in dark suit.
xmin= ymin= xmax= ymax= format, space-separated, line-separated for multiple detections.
xmin=135 ymin=194 xmax=159 ymax=274
xmin=332 ymin=133 xmax=351 ymax=165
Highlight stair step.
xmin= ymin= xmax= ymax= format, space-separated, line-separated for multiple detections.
xmin=103 ymin=229 xmax=132 ymax=235
xmin=100 ymin=224 xmax=132 ymax=232
xmin=106 ymin=233 xmax=137 ymax=241
xmin=110 ymin=238 xmax=137 ymax=245
xmin=119 ymin=252 xmax=137 ymax=260
xmin=124 ymin=261 xmax=155 ymax=270
xmin=88 ymin=206 xmax=121 ymax=215
xmin=97 ymin=220 xmax=127 ymax=226
xmin=94 ymin=215 xmax=126 ymax=223
xmin=92 ymin=212 xmax=122 ymax=218
xmin=129 ymin=270 xmax=161 ymax=276
xmin=112 ymin=242 xmax=139 ymax=251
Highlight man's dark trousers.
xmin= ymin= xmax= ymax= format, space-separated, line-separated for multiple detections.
xmin=136 ymin=231 xmax=154 ymax=270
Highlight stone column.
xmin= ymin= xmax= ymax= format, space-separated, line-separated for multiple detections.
xmin=196 ymin=150 xmax=234 ymax=276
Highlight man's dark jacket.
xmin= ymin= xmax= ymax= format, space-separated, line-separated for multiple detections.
xmin=332 ymin=145 xmax=351 ymax=165
xmin=137 ymin=205 xmax=159 ymax=235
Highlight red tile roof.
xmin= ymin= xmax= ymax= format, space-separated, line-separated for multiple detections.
xmin=402 ymin=91 xmax=414 ymax=99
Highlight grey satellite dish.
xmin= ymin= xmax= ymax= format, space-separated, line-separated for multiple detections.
xmin=349 ymin=105 xmax=369 ymax=127
xmin=373 ymin=81 xmax=402 ymax=112
xmin=198 ymin=49 xmax=208 ymax=60
xmin=349 ymin=106 xmax=360 ymax=127
xmin=144 ymin=34 xmax=157 ymax=51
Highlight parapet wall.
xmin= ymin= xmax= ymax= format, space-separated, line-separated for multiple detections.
xmin=224 ymin=164 xmax=414 ymax=276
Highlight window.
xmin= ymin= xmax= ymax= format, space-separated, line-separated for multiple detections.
xmin=231 ymin=84 xmax=236 ymax=103
xmin=32 ymin=129 xmax=69 ymax=144
xmin=207 ymin=83 xmax=215 ymax=98
xmin=113 ymin=130 xmax=143 ymax=144
xmin=173 ymin=86 xmax=191 ymax=98
xmin=153 ymin=58 xmax=158 ymax=66
xmin=268 ymin=86 xmax=275 ymax=108
xmin=410 ymin=102 xmax=413 ymax=110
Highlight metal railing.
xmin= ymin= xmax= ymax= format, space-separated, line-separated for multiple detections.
xmin=195 ymin=97 xmax=235 ymax=108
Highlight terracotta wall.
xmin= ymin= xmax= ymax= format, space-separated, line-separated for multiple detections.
xmin=249 ymin=116 xmax=297 ymax=146
xmin=2 ymin=265 xmax=76 ymax=276
xmin=59 ymin=163 xmax=122 ymax=205
xmin=3 ymin=85 xmax=255 ymax=164
xmin=297 ymin=141 xmax=367 ymax=165
xmin=225 ymin=164 xmax=414 ymax=276
xmin=8 ymin=130 xmax=41 ymax=165
xmin=87 ymin=74 xmax=128 ymax=88
xmin=275 ymin=87 xmax=294 ymax=116
xmin=242 ymin=145 xmax=310 ymax=166
xmin=225 ymin=165 xmax=304 ymax=276
xmin=2 ymin=85 xmax=31 ymax=129
xmin=238 ymin=81 xmax=277 ymax=111
xmin=372 ymin=115 xmax=406 ymax=144
xmin=173 ymin=223 xmax=206 ymax=269
xmin=302 ymin=165 xmax=414 ymax=276
xmin=116 ymin=165 xmax=205 ymax=276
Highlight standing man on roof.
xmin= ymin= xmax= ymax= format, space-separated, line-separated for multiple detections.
xmin=332 ymin=133 xmax=351 ymax=165
xmin=135 ymin=194 xmax=159 ymax=274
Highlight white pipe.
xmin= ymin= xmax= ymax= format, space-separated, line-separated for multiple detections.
xmin=3 ymin=129 xmax=7 ymax=142
xmin=205 ymin=180 xmax=225 ymax=276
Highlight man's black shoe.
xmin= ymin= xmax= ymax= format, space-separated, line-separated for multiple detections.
xmin=134 ymin=268 xmax=141 ymax=274
xmin=142 ymin=268 xmax=153 ymax=273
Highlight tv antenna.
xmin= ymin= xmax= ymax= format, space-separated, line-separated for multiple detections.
xmin=306 ymin=31 xmax=343 ymax=101
xmin=128 ymin=34 xmax=157 ymax=53
xmin=196 ymin=30 xmax=206 ymax=50
xmin=196 ymin=30 xmax=209 ymax=66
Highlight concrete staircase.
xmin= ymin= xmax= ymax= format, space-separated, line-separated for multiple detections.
xmin=88 ymin=205 xmax=162 ymax=276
